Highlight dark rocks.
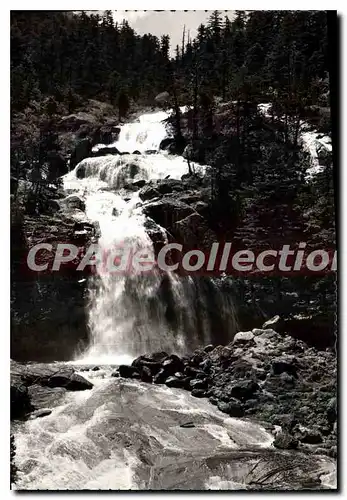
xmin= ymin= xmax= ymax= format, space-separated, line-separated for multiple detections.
xmin=191 ymin=388 xmax=206 ymax=398
xmin=271 ymin=358 xmax=298 ymax=377
xmin=70 ymin=138 xmax=92 ymax=170
xmin=159 ymin=137 xmax=175 ymax=151
xmin=217 ymin=400 xmax=244 ymax=417
xmin=273 ymin=431 xmax=299 ymax=450
xmin=203 ymin=344 xmax=215 ymax=354
xmin=190 ymin=379 xmax=208 ymax=390
xmin=299 ymin=429 xmax=323 ymax=445
xmin=230 ymin=380 xmax=260 ymax=401
xmin=180 ymin=422 xmax=195 ymax=428
xmin=132 ymin=150 xmax=141 ymax=154
xmin=143 ymin=199 xmax=195 ymax=230
xmin=162 ymin=355 xmax=185 ymax=375
xmin=92 ymin=146 xmax=120 ymax=157
xmin=139 ymin=185 xmax=160 ymax=201
xmin=11 ymin=377 xmax=32 ymax=419
xmin=165 ymin=376 xmax=186 ymax=388
xmin=326 ymin=397 xmax=337 ymax=424
xmin=46 ymin=372 xmax=93 ymax=391
xmin=140 ymin=366 xmax=153 ymax=383
xmin=118 ymin=365 xmax=140 ymax=379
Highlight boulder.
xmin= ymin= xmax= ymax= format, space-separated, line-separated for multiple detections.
xmin=64 ymin=373 xmax=93 ymax=391
xmin=11 ymin=377 xmax=32 ymax=419
xmin=299 ymin=429 xmax=323 ymax=445
xmin=140 ymin=365 xmax=153 ymax=383
xmin=233 ymin=331 xmax=255 ymax=344
xmin=139 ymin=185 xmax=160 ymax=202
xmin=143 ymin=199 xmax=195 ymax=230
xmin=118 ymin=365 xmax=140 ymax=379
xmin=172 ymin=212 xmax=216 ymax=250
xmin=217 ymin=400 xmax=244 ymax=417
xmin=159 ymin=137 xmax=175 ymax=151
xmin=92 ymin=146 xmax=120 ymax=157
xmin=165 ymin=376 xmax=186 ymax=388
xmin=59 ymin=112 xmax=97 ymax=132
xmin=271 ymin=357 xmax=298 ymax=377
xmin=189 ymin=378 xmax=208 ymax=390
xmin=70 ymin=138 xmax=92 ymax=170
xmin=273 ymin=431 xmax=298 ymax=450
xmin=326 ymin=397 xmax=337 ymax=424
xmin=60 ymin=195 xmax=85 ymax=212
xmin=230 ymin=380 xmax=260 ymax=401
xmin=191 ymin=388 xmax=206 ymax=398
xmin=154 ymin=91 xmax=170 ymax=106
xmin=262 ymin=315 xmax=282 ymax=329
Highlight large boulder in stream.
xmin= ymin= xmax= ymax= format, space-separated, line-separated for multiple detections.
xmin=70 ymin=138 xmax=92 ymax=170
xmin=143 ymin=198 xmax=195 ymax=230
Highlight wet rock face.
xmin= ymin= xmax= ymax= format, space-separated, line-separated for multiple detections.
xmin=10 ymin=362 xmax=93 ymax=421
xmin=118 ymin=328 xmax=337 ymax=458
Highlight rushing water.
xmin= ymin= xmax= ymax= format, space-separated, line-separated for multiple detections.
xmin=13 ymin=109 xmax=336 ymax=490
xmin=63 ymin=109 xmax=237 ymax=364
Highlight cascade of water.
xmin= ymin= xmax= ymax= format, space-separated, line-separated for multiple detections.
xmin=63 ymin=110 xmax=237 ymax=363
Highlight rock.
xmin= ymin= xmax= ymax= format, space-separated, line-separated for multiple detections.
xmin=143 ymin=199 xmax=195 ymax=230
xmin=199 ymin=358 xmax=212 ymax=373
xmin=233 ymin=331 xmax=254 ymax=344
xmin=111 ymin=371 xmax=120 ymax=377
xmin=139 ymin=185 xmax=160 ymax=201
xmin=230 ymin=380 xmax=259 ymax=401
xmin=92 ymin=146 xmax=120 ymax=157
xmin=165 ymin=376 xmax=186 ymax=388
xmin=145 ymin=149 xmax=157 ymax=155
xmin=11 ymin=377 xmax=32 ymax=419
xmin=271 ymin=358 xmax=298 ymax=377
xmin=262 ymin=315 xmax=282 ymax=329
xmin=70 ymin=138 xmax=92 ymax=170
xmin=154 ymin=91 xmax=170 ymax=106
xmin=29 ymin=408 xmax=52 ymax=419
xmin=60 ymin=194 xmax=86 ymax=212
xmin=180 ymin=422 xmax=195 ymax=428
xmin=131 ymin=179 xmax=146 ymax=188
xmin=132 ymin=150 xmax=141 ymax=154
xmin=273 ymin=431 xmax=298 ymax=450
xmin=159 ymin=137 xmax=175 ymax=151
xmin=92 ymin=366 xmax=100 ymax=371
xmin=191 ymin=388 xmax=206 ymax=398
xmin=156 ymin=179 xmax=183 ymax=195
xmin=59 ymin=113 xmax=96 ymax=132
xmin=272 ymin=414 xmax=297 ymax=431
xmin=162 ymin=355 xmax=185 ymax=376
xmin=153 ymin=368 xmax=167 ymax=384
xmin=326 ymin=397 xmax=337 ymax=424
xmin=140 ymin=365 xmax=153 ymax=383
xmin=51 ymin=373 xmax=93 ymax=391
xmin=217 ymin=400 xmax=245 ymax=417
xmin=299 ymin=429 xmax=323 ymax=444
xmin=172 ymin=212 xmax=217 ymax=250
xmin=189 ymin=379 xmax=208 ymax=390
xmin=118 ymin=365 xmax=140 ymax=379
xmin=203 ymin=344 xmax=214 ymax=353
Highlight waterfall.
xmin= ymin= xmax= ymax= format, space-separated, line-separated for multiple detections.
xmin=63 ymin=110 xmax=237 ymax=364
